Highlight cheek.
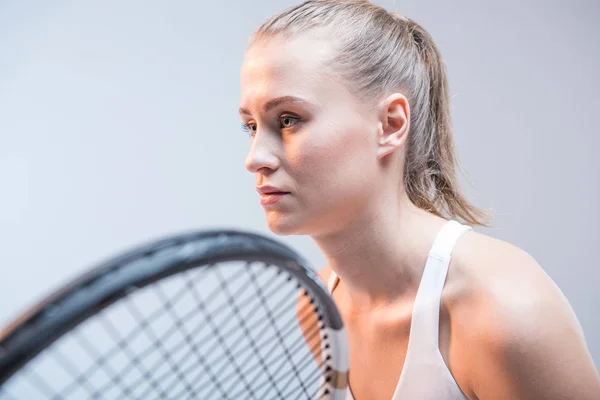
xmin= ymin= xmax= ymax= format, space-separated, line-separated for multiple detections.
xmin=287 ymin=121 xmax=377 ymax=199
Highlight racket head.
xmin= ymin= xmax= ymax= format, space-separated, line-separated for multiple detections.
xmin=0 ymin=230 xmax=348 ymax=399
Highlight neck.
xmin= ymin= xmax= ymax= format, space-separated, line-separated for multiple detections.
xmin=311 ymin=192 xmax=447 ymax=309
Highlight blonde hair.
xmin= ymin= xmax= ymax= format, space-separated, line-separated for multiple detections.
xmin=251 ymin=0 xmax=489 ymax=226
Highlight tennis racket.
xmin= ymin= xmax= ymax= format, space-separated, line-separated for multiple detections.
xmin=0 ymin=230 xmax=348 ymax=399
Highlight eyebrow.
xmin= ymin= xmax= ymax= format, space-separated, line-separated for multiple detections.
xmin=239 ymin=96 xmax=313 ymax=116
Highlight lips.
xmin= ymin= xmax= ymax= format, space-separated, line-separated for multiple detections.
xmin=256 ymin=185 xmax=290 ymax=195
xmin=256 ymin=185 xmax=290 ymax=206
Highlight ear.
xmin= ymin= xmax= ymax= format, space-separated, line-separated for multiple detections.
xmin=376 ymin=93 xmax=410 ymax=159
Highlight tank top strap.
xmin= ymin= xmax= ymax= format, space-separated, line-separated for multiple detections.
xmin=408 ymin=220 xmax=472 ymax=350
xmin=428 ymin=220 xmax=472 ymax=262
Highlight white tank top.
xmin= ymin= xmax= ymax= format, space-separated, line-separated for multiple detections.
xmin=327 ymin=220 xmax=471 ymax=400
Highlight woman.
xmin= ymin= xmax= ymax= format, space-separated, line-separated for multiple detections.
xmin=239 ymin=1 xmax=600 ymax=398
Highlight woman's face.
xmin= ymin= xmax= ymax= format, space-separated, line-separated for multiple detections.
xmin=239 ymin=34 xmax=383 ymax=236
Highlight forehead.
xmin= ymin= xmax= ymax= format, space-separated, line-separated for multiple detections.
xmin=240 ymin=34 xmax=342 ymax=108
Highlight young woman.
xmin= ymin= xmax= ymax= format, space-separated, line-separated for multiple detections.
xmin=239 ymin=1 xmax=600 ymax=398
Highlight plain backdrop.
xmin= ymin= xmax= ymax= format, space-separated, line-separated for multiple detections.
xmin=1 ymin=0 xmax=598 ymax=368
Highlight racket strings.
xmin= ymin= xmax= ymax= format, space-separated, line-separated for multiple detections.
xmin=16 ymin=368 xmax=56 ymax=398
xmin=190 ymin=264 xmax=326 ymax=400
xmin=212 ymin=264 xmax=284 ymax=399
xmin=130 ymin=274 xmax=292 ymax=395
xmin=170 ymin=266 xmax=333 ymax=400
xmin=1 ymin=260 xmax=335 ymax=399
xmin=105 ymin=266 xmax=302 ymax=399
xmin=171 ymin=267 xmax=261 ymax=400
xmin=232 ymin=316 xmax=330 ymax=400
xmin=60 ymin=308 xmax=170 ymax=400
xmin=37 ymin=265 xmax=227 ymax=400
xmin=93 ymin=312 xmax=176 ymax=399
xmin=44 ymin=322 xmax=142 ymax=400
xmin=107 ymin=263 xmax=288 ymax=400
xmin=121 ymin=290 xmax=200 ymax=399
xmin=278 ymin=333 xmax=332 ymax=399
xmin=51 ymin=341 xmax=129 ymax=399
xmin=39 ymin=264 xmax=255 ymax=398
xmin=246 ymin=265 xmax=312 ymax=399
xmin=192 ymin=268 xmax=328 ymax=398
xmin=208 ymin=298 xmax=323 ymax=388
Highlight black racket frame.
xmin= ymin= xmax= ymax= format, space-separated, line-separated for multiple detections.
xmin=0 ymin=230 xmax=343 ymax=386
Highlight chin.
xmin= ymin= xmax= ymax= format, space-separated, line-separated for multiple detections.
xmin=266 ymin=216 xmax=301 ymax=236
xmin=265 ymin=210 xmax=336 ymax=237
xmin=265 ymin=211 xmax=313 ymax=236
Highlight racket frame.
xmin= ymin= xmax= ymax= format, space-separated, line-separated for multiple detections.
xmin=0 ymin=230 xmax=348 ymax=398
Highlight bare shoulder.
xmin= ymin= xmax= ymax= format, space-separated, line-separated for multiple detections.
xmin=451 ymin=230 xmax=582 ymax=336
xmin=449 ymin=231 xmax=600 ymax=399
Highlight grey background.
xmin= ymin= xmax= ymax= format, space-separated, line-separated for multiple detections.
xmin=1 ymin=0 xmax=598 ymax=369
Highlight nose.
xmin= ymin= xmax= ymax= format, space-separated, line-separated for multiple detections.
xmin=245 ymin=130 xmax=280 ymax=174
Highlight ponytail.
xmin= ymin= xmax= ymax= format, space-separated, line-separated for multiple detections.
xmin=403 ymin=20 xmax=490 ymax=226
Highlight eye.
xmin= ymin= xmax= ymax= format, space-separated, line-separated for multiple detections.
xmin=241 ymin=121 xmax=257 ymax=136
xmin=280 ymin=115 xmax=300 ymax=129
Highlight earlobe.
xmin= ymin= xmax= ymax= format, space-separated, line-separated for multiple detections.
xmin=376 ymin=94 xmax=410 ymax=159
